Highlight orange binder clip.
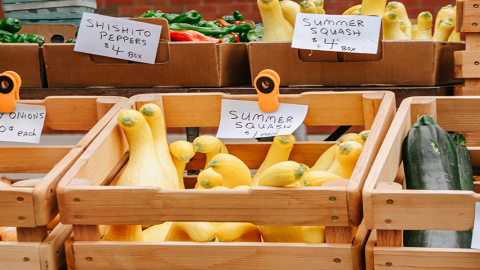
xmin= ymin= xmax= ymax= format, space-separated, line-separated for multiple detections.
xmin=254 ymin=69 xmax=280 ymax=113
xmin=0 ymin=71 xmax=21 ymax=113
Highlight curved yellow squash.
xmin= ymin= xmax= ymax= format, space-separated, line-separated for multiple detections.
xmin=258 ymin=0 xmax=293 ymax=41
xmin=383 ymin=12 xmax=410 ymax=40
xmin=193 ymin=135 xmax=228 ymax=169
xmin=415 ymin=12 xmax=433 ymax=40
xmin=142 ymin=222 xmax=173 ymax=242
xmin=164 ymin=222 xmax=216 ymax=242
xmin=216 ymin=223 xmax=262 ymax=242
xmin=302 ymin=226 xmax=325 ymax=243
xmin=302 ymin=171 xmax=343 ymax=187
xmin=336 ymin=141 xmax=364 ymax=179
xmin=260 ymin=226 xmax=304 ymax=242
xmin=169 ymin=140 xmax=195 ymax=189
xmin=258 ymin=161 xmax=307 ymax=187
xmin=311 ymin=144 xmax=338 ymax=172
xmin=102 ymin=224 xmax=144 ymax=241
xmin=252 ymin=135 xmax=295 ymax=186
xmin=197 ymin=168 xmax=223 ymax=189
xmin=208 ymin=153 xmax=252 ymax=188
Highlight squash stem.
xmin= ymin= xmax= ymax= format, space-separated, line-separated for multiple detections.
xmin=121 ymin=116 xmax=137 ymax=127
xmin=140 ymin=106 xmax=155 ymax=117
xmin=208 ymin=159 xmax=219 ymax=167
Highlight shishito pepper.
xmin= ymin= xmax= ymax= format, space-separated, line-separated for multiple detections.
xmin=239 ymin=26 xmax=264 ymax=42
xmin=170 ymin=10 xmax=202 ymax=24
xmin=221 ymin=15 xmax=236 ymax=24
xmin=205 ymin=21 xmax=219 ymax=28
xmin=169 ymin=23 xmax=251 ymax=36
xmin=170 ymin=30 xmax=222 ymax=44
xmin=162 ymin=13 xmax=180 ymax=23
xmin=66 ymin=39 xmax=76 ymax=43
xmin=0 ymin=30 xmax=45 ymax=46
xmin=139 ymin=10 xmax=163 ymax=18
xmin=196 ymin=20 xmax=207 ymax=27
xmin=0 ymin=18 xmax=22 ymax=33
xmin=233 ymin=11 xmax=245 ymax=22
xmin=221 ymin=34 xmax=237 ymax=43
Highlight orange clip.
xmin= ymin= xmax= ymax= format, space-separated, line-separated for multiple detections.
xmin=0 ymin=71 xmax=21 ymax=113
xmin=254 ymin=69 xmax=280 ymax=113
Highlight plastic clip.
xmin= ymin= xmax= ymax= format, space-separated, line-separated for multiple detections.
xmin=0 ymin=71 xmax=21 ymax=113
xmin=254 ymin=69 xmax=280 ymax=113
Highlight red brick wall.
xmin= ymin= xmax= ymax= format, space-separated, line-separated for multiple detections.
xmin=0 ymin=0 xmax=458 ymax=21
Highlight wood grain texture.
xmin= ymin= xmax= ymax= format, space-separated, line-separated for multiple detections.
xmin=460 ymin=0 xmax=480 ymax=32
xmin=436 ymin=97 xmax=480 ymax=131
xmin=410 ymin=98 xmax=437 ymax=124
xmin=454 ymin=51 xmax=480 ymax=78
xmin=325 ymin=226 xmax=354 ymax=244
xmin=62 ymin=186 xmax=349 ymax=226
xmin=374 ymin=247 xmax=480 ymax=269
xmin=38 ymin=223 xmax=72 ymax=270
xmin=362 ymin=92 xmax=384 ymax=130
xmin=363 ymin=98 xmax=413 ymax=230
xmin=17 ymin=226 xmax=48 ymax=242
xmin=73 ymin=225 xmax=101 ymax=241
xmin=65 ymin=234 xmax=75 ymax=270
xmin=0 ymin=188 xmax=36 ymax=227
xmin=376 ymin=230 xmax=402 ymax=247
xmin=365 ymin=230 xmax=376 ymax=270
xmin=351 ymin=221 xmax=370 ymax=270
xmin=0 ymin=146 xmax=74 ymax=174
xmin=0 ymin=241 xmax=41 ymax=269
xmin=72 ymin=242 xmax=354 ymax=270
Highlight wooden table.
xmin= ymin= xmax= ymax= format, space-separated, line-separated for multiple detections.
xmin=20 ymin=85 xmax=458 ymax=107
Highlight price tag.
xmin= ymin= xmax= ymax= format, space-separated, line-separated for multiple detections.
xmin=471 ymin=202 xmax=480 ymax=248
xmin=0 ymin=104 xmax=46 ymax=144
xmin=74 ymin=13 xmax=162 ymax=64
xmin=216 ymin=100 xmax=308 ymax=139
xmin=291 ymin=14 xmax=381 ymax=54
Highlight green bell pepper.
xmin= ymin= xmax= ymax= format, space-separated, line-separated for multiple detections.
xmin=169 ymin=23 xmax=251 ymax=36
xmin=221 ymin=15 xmax=236 ymax=24
xmin=0 ymin=18 xmax=22 ymax=33
xmin=170 ymin=10 xmax=202 ymax=24
xmin=233 ymin=11 xmax=244 ymax=22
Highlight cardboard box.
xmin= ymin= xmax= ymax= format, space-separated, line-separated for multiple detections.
xmin=248 ymin=40 xmax=465 ymax=87
xmin=0 ymin=44 xmax=44 ymax=88
xmin=19 ymin=24 xmax=78 ymax=43
xmin=43 ymin=18 xmax=251 ymax=88
xmin=0 ymin=25 xmax=77 ymax=88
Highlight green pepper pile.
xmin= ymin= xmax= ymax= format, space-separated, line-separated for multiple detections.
xmin=0 ymin=18 xmax=45 ymax=47
xmin=140 ymin=10 xmax=263 ymax=43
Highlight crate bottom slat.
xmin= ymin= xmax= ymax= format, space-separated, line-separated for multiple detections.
xmin=373 ymin=247 xmax=480 ymax=269
xmin=0 ymin=242 xmax=41 ymax=269
xmin=73 ymin=242 xmax=355 ymax=270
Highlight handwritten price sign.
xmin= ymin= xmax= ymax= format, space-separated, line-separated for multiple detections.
xmin=0 ymin=104 xmax=46 ymax=144
xmin=291 ymin=14 xmax=382 ymax=54
xmin=75 ymin=13 xmax=162 ymax=64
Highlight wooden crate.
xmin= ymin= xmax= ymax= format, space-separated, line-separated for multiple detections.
xmin=57 ymin=91 xmax=396 ymax=270
xmin=454 ymin=0 xmax=480 ymax=95
xmin=0 ymin=96 xmax=127 ymax=269
xmin=363 ymin=96 xmax=480 ymax=269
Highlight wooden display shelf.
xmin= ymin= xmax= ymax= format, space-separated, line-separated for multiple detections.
xmin=0 ymin=96 xmax=127 ymax=269
xmin=363 ymin=96 xmax=480 ymax=269
xmin=19 ymin=85 xmax=457 ymax=107
xmin=57 ymin=91 xmax=395 ymax=269
xmin=454 ymin=0 xmax=480 ymax=95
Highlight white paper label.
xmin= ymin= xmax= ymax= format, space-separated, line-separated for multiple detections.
xmin=0 ymin=104 xmax=46 ymax=144
xmin=471 ymin=202 xmax=480 ymax=248
xmin=216 ymin=100 xmax=308 ymax=139
xmin=74 ymin=13 xmax=162 ymax=64
xmin=291 ymin=14 xmax=381 ymax=54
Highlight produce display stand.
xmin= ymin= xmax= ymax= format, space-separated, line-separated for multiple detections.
xmin=454 ymin=0 xmax=480 ymax=95
xmin=20 ymin=85 xmax=457 ymax=107
xmin=363 ymin=96 xmax=480 ymax=269
xmin=0 ymin=96 xmax=127 ymax=269
xmin=57 ymin=91 xmax=395 ymax=269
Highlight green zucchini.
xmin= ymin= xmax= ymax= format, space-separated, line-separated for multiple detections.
xmin=403 ymin=116 xmax=471 ymax=248
xmin=451 ymin=133 xmax=474 ymax=191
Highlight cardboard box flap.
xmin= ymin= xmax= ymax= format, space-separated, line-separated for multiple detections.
xmin=433 ymin=41 xmax=465 ymax=86
xmin=0 ymin=43 xmax=43 ymax=88
xmin=248 ymin=40 xmax=452 ymax=86
xmin=218 ymin=43 xmax=251 ymax=86
xmin=19 ymin=24 xmax=78 ymax=43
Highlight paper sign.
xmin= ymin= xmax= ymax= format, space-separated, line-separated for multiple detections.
xmin=291 ymin=14 xmax=381 ymax=54
xmin=471 ymin=202 xmax=480 ymax=248
xmin=0 ymin=104 xmax=46 ymax=144
xmin=216 ymin=100 xmax=308 ymax=139
xmin=74 ymin=13 xmax=162 ymax=64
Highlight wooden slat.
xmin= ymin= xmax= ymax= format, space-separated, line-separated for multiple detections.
xmin=72 ymin=242 xmax=353 ymax=270
xmin=38 ymin=223 xmax=73 ymax=270
xmin=0 ymin=146 xmax=74 ymax=173
xmin=363 ymin=98 xmax=413 ymax=230
xmin=351 ymin=221 xmax=370 ymax=270
xmin=436 ymin=97 xmax=480 ymax=131
xmin=0 ymin=242 xmax=41 ymax=269
xmin=62 ymin=186 xmax=349 ymax=226
xmin=365 ymin=230 xmax=376 ymax=270
xmin=374 ymin=247 xmax=480 ymax=269
xmin=17 ymin=226 xmax=48 ymax=242
xmin=65 ymin=234 xmax=76 ymax=270
xmin=460 ymin=0 xmax=480 ymax=32
xmin=454 ymin=51 xmax=480 ymax=78
xmin=73 ymin=225 xmax=101 ymax=241
xmin=0 ymin=188 xmax=36 ymax=227
xmin=138 ymin=92 xmax=369 ymax=128
xmin=362 ymin=92 xmax=384 ymax=130
xmin=371 ymin=189 xmax=478 ymax=230
xmin=376 ymin=230 xmax=402 ymax=247
xmin=410 ymin=98 xmax=437 ymax=124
